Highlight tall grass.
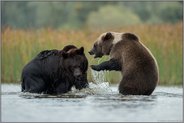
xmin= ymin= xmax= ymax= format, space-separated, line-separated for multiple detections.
xmin=1 ymin=23 xmax=182 ymax=85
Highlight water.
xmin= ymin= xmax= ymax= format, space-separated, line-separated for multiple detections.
xmin=1 ymin=83 xmax=183 ymax=122
xmin=91 ymin=70 xmax=106 ymax=84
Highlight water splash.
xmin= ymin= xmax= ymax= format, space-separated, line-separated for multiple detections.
xmin=90 ymin=57 xmax=109 ymax=83
xmin=70 ymin=82 xmax=113 ymax=95
xmin=86 ymin=58 xmax=113 ymax=94
xmin=88 ymin=70 xmax=112 ymax=95
xmin=91 ymin=69 xmax=106 ymax=84
xmin=69 ymin=63 xmax=113 ymax=95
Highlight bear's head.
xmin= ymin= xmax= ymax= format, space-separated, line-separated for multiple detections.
xmin=62 ymin=46 xmax=88 ymax=89
xmin=89 ymin=32 xmax=114 ymax=58
xmin=89 ymin=32 xmax=138 ymax=58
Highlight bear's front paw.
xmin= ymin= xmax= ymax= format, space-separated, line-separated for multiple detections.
xmin=90 ymin=65 xmax=101 ymax=71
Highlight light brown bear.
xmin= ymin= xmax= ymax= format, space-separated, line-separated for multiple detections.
xmin=89 ymin=32 xmax=159 ymax=95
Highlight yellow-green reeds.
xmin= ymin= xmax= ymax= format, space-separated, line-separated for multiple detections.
xmin=1 ymin=23 xmax=182 ymax=85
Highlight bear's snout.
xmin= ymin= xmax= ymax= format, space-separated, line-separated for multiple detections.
xmin=88 ymin=50 xmax=94 ymax=55
xmin=89 ymin=49 xmax=103 ymax=58
xmin=73 ymin=68 xmax=82 ymax=77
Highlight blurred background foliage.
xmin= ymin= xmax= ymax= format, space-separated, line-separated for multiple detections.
xmin=1 ymin=1 xmax=183 ymax=85
xmin=2 ymin=1 xmax=183 ymax=29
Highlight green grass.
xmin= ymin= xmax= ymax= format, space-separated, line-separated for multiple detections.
xmin=1 ymin=23 xmax=183 ymax=85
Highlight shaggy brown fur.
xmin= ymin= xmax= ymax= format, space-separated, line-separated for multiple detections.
xmin=89 ymin=32 xmax=159 ymax=95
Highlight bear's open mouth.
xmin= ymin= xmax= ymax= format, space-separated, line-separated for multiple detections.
xmin=88 ymin=50 xmax=94 ymax=55
xmin=94 ymin=53 xmax=103 ymax=58
xmin=88 ymin=50 xmax=103 ymax=58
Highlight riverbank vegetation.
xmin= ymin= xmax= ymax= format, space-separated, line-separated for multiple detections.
xmin=2 ymin=22 xmax=182 ymax=85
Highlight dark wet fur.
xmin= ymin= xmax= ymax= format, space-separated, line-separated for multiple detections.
xmin=21 ymin=46 xmax=88 ymax=94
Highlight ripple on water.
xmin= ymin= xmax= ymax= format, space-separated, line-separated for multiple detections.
xmin=16 ymin=82 xmax=113 ymax=99
xmin=1 ymin=83 xmax=182 ymax=122
xmin=1 ymin=70 xmax=182 ymax=122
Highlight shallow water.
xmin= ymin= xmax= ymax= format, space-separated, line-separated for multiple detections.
xmin=1 ymin=83 xmax=183 ymax=122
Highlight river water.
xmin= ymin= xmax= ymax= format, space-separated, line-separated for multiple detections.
xmin=1 ymin=83 xmax=183 ymax=122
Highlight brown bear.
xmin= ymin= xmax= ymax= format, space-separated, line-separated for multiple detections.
xmin=21 ymin=45 xmax=88 ymax=94
xmin=89 ymin=32 xmax=159 ymax=95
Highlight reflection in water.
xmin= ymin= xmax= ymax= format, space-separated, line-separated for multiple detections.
xmin=153 ymin=92 xmax=182 ymax=98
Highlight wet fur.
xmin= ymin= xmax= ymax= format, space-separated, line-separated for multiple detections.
xmin=21 ymin=45 xmax=88 ymax=94
xmin=21 ymin=51 xmax=71 ymax=94
xmin=90 ymin=32 xmax=159 ymax=95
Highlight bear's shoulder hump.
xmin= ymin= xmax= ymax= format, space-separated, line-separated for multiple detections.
xmin=37 ymin=49 xmax=59 ymax=60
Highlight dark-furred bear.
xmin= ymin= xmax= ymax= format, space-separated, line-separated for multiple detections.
xmin=21 ymin=45 xmax=88 ymax=94
xmin=89 ymin=32 xmax=159 ymax=95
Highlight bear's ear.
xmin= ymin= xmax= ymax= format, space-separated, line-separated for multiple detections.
xmin=102 ymin=32 xmax=113 ymax=41
xmin=76 ymin=47 xmax=84 ymax=55
xmin=123 ymin=33 xmax=139 ymax=41
xmin=62 ymin=45 xmax=77 ymax=52
xmin=61 ymin=51 xmax=68 ymax=58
